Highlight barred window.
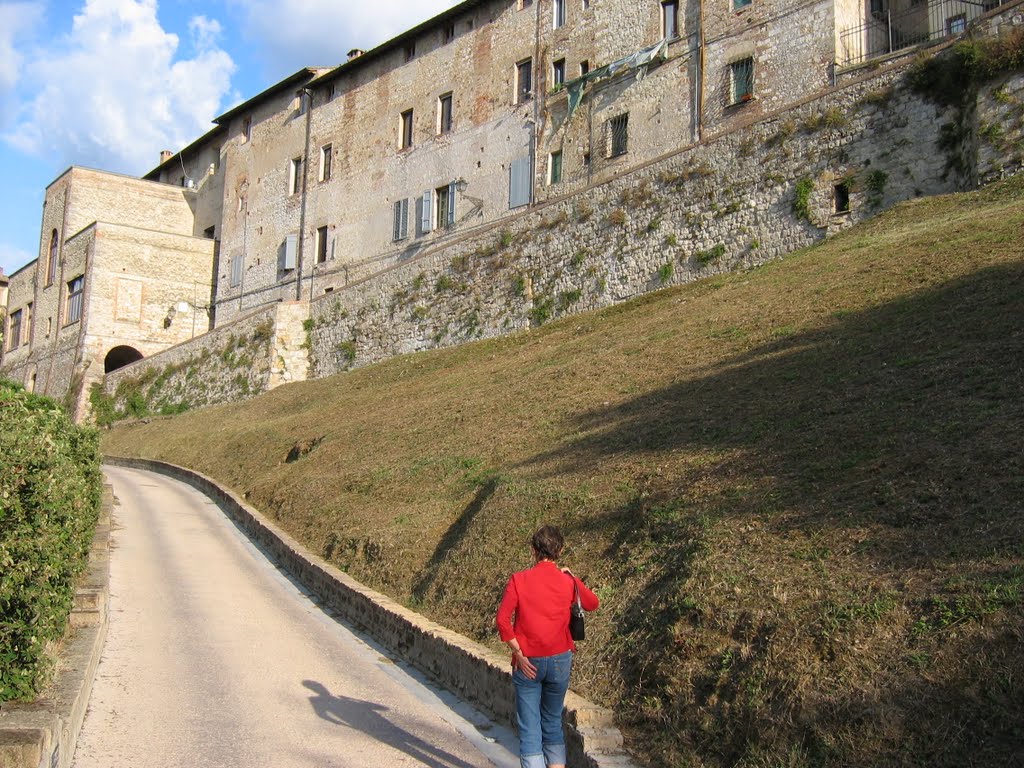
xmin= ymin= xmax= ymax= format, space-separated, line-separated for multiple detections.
xmin=729 ymin=58 xmax=754 ymax=105
xmin=606 ymin=113 xmax=629 ymax=158
xmin=516 ymin=59 xmax=533 ymax=104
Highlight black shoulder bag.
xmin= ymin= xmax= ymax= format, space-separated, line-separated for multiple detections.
xmin=569 ymin=582 xmax=586 ymax=641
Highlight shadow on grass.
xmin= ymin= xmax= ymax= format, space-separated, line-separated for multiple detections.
xmin=525 ymin=262 xmax=1024 ymax=766
xmin=531 ymin=261 xmax=1024 ymax=564
xmin=413 ymin=476 xmax=499 ymax=602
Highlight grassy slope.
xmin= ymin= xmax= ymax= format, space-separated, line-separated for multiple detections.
xmin=103 ymin=177 xmax=1024 ymax=767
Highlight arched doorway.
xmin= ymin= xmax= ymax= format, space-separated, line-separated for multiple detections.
xmin=104 ymin=345 xmax=144 ymax=373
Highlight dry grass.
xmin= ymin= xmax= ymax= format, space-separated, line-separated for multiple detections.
xmin=103 ymin=177 xmax=1024 ymax=767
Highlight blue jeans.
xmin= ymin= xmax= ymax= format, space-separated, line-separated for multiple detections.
xmin=512 ymin=650 xmax=573 ymax=768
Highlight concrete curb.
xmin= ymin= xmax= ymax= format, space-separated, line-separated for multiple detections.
xmin=0 ymin=486 xmax=112 ymax=768
xmin=104 ymin=456 xmax=638 ymax=768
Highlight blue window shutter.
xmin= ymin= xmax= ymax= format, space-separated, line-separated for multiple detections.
xmin=421 ymin=190 xmax=433 ymax=233
xmin=510 ymin=156 xmax=532 ymax=209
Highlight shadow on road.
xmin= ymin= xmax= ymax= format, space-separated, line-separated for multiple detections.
xmin=302 ymin=680 xmax=481 ymax=768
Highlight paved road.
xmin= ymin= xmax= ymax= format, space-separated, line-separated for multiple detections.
xmin=72 ymin=465 xmax=518 ymax=768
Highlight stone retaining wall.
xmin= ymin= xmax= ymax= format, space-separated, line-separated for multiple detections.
xmin=306 ymin=32 xmax=1024 ymax=377
xmin=103 ymin=456 xmax=636 ymax=768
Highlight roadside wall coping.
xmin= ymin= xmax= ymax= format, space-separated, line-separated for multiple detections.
xmin=103 ymin=456 xmax=637 ymax=768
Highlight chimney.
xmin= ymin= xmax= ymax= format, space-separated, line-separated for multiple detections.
xmin=347 ymin=48 xmax=364 ymax=61
xmin=160 ymin=150 xmax=174 ymax=164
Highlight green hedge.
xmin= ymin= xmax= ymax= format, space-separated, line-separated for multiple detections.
xmin=0 ymin=380 xmax=102 ymax=701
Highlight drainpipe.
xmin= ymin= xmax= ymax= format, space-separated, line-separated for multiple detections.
xmin=296 ymin=87 xmax=314 ymax=302
xmin=695 ymin=0 xmax=705 ymax=143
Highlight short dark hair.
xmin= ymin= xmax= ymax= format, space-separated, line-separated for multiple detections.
xmin=531 ymin=525 xmax=564 ymax=560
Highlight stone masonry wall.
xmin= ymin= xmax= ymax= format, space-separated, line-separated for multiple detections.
xmin=100 ymin=303 xmax=306 ymax=416
xmin=307 ymin=47 xmax=1020 ymax=377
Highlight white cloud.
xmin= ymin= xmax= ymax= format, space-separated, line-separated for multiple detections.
xmin=0 ymin=242 xmax=34 ymax=277
xmin=233 ymin=0 xmax=461 ymax=74
xmin=0 ymin=2 xmax=44 ymax=124
xmin=5 ymin=0 xmax=235 ymax=176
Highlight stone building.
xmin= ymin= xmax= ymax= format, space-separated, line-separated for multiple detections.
xmin=0 ymin=168 xmax=216 ymax=419
xmin=3 ymin=0 xmax=1013 ymax=417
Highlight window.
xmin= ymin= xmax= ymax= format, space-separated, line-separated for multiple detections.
xmin=438 ymin=93 xmax=454 ymax=134
xmin=295 ymin=90 xmax=308 ymax=115
xmin=393 ymin=198 xmax=410 ymax=241
xmin=230 ymin=254 xmax=244 ymax=287
xmin=436 ymin=182 xmax=457 ymax=230
xmin=946 ymin=13 xmax=966 ymax=34
xmin=66 ymin=276 xmax=84 ymax=325
xmin=443 ymin=23 xmax=455 ymax=44
xmin=662 ymin=1 xmax=679 ymax=39
xmin=583 ymin=0 xmax=590 ymax=8
xmin=834 ymin=182 xmax=851 ymax=214
xmin=289 ymin=157 xmax=303 ymax=195
xmin=553 ymin=58 xmax=566 ymax=87
xmin=25 ymin=303 xmax=33 ymax=345
xmin=734 ymin=0 xmax=752 ymax=8
xmin=315 ymin=226 xmax=329 ymax=264
xmin=580 ymin=60 xmax=590 ymax=76
xmin=607 ymin=113 xmax=629 ymax=157
xmin=7 ymin=309 xmax=22 ymax=351
xmin=729 ymin=58 xmax=754 ymax=104
xmin=320 ymin=144 xmax=333 ymax=182
xmin=553 ymin=0 xmax=566 ymax=27
xmin=549 ymin=151 xmax=563 ymax=185
xmin=509 ymin=156 xmax=532 ymax=208
xmin=46 ymin=229 xmax=58 ymax=286
xmin=242 ymin=116 xmax=252 ymax=143
xmin=516 ymin=59 xmax=533 ymax=104
xmin=401 ymin=109 xmax=414 ymax=149
xmin=404 ymin=43 xmax=416 ymax=62
xmin=326 ymin=83 xmax=336 ymax=102
xmin=519 ymin=0 xmax=533 ymax=8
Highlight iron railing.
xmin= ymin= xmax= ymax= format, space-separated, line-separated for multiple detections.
xmin=838 ymin=0 xmax=1004 ymax=67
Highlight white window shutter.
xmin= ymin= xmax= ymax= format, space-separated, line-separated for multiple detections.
xmin=421 ymin=190 xmax=433 ymax=233
xmin=447 ymin=181 xmax=457 ymax=227
xmin=509 ymin=156 xmax=532 ymax=209
xmin=284 ymin=234 xmax=298 ymax=269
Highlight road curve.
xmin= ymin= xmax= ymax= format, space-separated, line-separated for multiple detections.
xmin=72 ymin=465 xmax=517 ymax=768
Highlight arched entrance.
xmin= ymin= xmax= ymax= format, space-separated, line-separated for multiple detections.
xmin=104 ymin=345 xmax=144 ymax=373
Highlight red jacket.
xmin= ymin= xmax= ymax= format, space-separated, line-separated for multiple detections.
xmin=496 ymin=560 xmax=600 ymax=657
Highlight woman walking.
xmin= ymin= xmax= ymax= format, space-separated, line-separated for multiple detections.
xmin=496 ymin=525 xmax=600 ymax=768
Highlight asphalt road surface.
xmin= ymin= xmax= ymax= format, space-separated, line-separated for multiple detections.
xmin=72 ymin=465 xmax=518 ymax=768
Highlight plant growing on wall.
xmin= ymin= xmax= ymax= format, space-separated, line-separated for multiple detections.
xmin=793 ymin=178 xmax=814 ymax=221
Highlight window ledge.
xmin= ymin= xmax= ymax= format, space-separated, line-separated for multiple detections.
xmin=725 ymin=96 xmax=756 ymax=109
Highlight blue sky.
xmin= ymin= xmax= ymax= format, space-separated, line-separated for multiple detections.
xmin=0 ymin=0 xmax=461 ymax=277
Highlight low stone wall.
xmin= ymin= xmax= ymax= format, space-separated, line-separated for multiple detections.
xmin=103 ymin=456 xmax=636 ymax=768
xmin=0 ymin=487 xmax=112 ymax=768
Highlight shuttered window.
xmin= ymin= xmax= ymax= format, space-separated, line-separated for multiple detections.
xmin=420 ymin=190 xmax=433 ymax=234
xmin=283 ymin=234 xmax=298 ymax=270
xmin=230 ymin=254 xmax=244 ymax=287
xmin=393 ymin=198 xmax=410 ymax=241
xmin=509 ymin=156 xmax=532 ymax=208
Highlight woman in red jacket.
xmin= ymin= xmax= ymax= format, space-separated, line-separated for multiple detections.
xmin=496 ymin=525 xmax=600 ymax=768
